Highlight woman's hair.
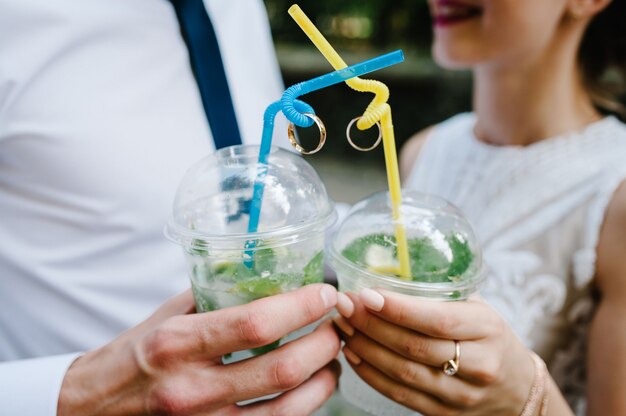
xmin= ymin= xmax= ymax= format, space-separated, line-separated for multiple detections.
xmin=578 ymin=0 xmax=626 ymax=120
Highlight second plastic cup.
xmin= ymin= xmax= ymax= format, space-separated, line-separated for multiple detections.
xmin=166 ymin=145 xmax=335 ymax=364
xmin=328 ymin=190 xmax=486 ymax=415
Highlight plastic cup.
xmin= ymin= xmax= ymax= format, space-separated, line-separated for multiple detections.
xmin=328 ymin=190 xmax=486 ymax=415
xmin=165 ymin=145 xmax=335 ymax=363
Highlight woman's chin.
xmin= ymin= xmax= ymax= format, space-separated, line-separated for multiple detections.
xmin=432 ymin=45 xmax=478 ymax=70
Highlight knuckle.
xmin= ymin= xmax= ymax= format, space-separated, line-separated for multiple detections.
xmin=272 ymin=356 xmax=306 ymax=390
xmin=148 ymin=383 xmax=188 ymax=415
xmin=395 ymin=303 xmax=412 ymax=324
xmin=388 ymin=387 xmax=411 ymax=406
xmin=455 ymin=389 xmax=482 ymax=407
xmin=142 ymin=326 xmax=176 ymax=368
xmin=433 ymin=314 xmax=457 ymax=337
xmin=237 ymin=311 xmax=273 ymax=346
xmin=394 ymin=362 xmax=420 ymax=385
xmin=474 ymin=360 xmax=501 ymax=385
xmin=403 ymin=336 xmax=430 ymax=360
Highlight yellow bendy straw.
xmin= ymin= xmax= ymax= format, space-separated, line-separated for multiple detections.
xmin=288 ymin=4 xmax=411 ymax=280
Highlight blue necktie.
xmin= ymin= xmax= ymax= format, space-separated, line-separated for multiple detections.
xmin=170 ymin=0 xmax=243 ymax=149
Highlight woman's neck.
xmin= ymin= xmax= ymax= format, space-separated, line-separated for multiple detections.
xmin=472 ymin=27 xmax=601 ymax=146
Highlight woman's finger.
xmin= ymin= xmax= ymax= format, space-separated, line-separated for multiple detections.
xmin=341 ymin=293 xmax=487 ymax=371
xmin=337 ymin=303 xmax=456 ymax=367
xmin=344 ymin=331 xmax=485 ymax=407
xmin=357 ymin=289 xmax=501 ymax=340
xmin=343 ymin=347 xmax=460 ymax=415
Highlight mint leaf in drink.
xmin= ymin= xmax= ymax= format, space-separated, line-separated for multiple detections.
xmin=342 ymin=233 xmax=474 ymax=283
xmin=302 ymin=250 xmax=324 ymax=285
xmin=408 ymin=237 xmax=449 ymax=282
xmin=232 ymin=277 xmax=282 ymax=299
xmin=230 ymin=273 xmax=297 ymax=301
xmin=214 ymin=261 xmax=255 ymax=281
xmin=253 ymin=247 xmax=277 ymax=274
xmin=192 ymin=285 xmax=218 ymax=312
xmin=447 ymin=234 xmax=473 ymax=280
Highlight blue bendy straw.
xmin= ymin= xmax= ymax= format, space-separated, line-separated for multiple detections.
xmin=244 ymin=50 xmax=404 ymax=265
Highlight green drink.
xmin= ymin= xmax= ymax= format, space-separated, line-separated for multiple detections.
xmin=186 ymin=244 xmax=324 ymax=362
xmin=328 ymin=190 xmax=486 ymax=415
xmin=166 ymin=145 xmax=335 ymax=364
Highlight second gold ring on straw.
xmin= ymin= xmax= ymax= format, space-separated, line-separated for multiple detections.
xmin=287 ymin=112 xmax=327 ymax=155
xmin=346 ymin=116 xmax=382 ymax=152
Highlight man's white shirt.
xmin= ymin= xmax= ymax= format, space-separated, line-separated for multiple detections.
xmin=0 ymin=0 xmax=288 ymax=413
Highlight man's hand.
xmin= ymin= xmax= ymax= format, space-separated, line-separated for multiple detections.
xmin=58 ymin=283 xmax=341 ymax=415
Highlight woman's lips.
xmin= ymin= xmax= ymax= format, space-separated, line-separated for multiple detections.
xmin=431 ymin=0 xmax=483 ymax=27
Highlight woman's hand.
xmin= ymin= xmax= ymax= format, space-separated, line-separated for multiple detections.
xmin=334 ymin=289 xmax=536 ymax=416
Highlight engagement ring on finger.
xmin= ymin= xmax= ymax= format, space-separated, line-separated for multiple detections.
xmin=442 ymin=340 xmax=461 ymax=376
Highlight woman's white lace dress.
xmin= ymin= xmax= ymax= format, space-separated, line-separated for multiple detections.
xmin=405 ymin=113 xmax=626 ymax=414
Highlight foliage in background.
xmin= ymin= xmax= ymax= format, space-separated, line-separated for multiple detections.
xmin=265 ymin=0 xmax=433 ymax=51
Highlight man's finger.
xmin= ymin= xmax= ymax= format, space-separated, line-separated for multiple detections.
xmin=144 ymin=322 xmax=340 ymax=414
xmin=237 ymin=360 xmax=341 ymax=416
xmin=145 ymin=283 xmax=337 ymax=361
xmin=125 ymin=290 xmax=196 ymax=340
xmin=217 ymin=320 xmax=341 ymax=404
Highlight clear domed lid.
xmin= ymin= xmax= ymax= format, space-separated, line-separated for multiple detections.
xmin=330 ymin=190 xmax=485 ymax=290
xmin=165 ymin=145 xmax=334 ymax=250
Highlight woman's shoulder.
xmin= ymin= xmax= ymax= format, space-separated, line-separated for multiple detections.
xmin=400 ymin=112 xmax=475 ymax=180
xmin=578 ymin=116 xmax=626 ymax=168
xmin=590 ymin=115 xmax=626 ymax=144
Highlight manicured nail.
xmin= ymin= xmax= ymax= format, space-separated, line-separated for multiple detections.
xmin=332 ymin=316 xmax=355 ymax=337
xmin=360 ymin=288 xmax=384 ymax=311
xmin=337 ymin=292 xmax=355 ymax=318
xmin=343 ymin=347 xmax=362 ymax=365
xmin=320 ymin=284 xmax=338 ymax=309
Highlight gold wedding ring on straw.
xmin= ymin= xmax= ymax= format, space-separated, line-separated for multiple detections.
xmin=346 ymin=117 xmax=382 ymax=152
xmin=287 ymin=113 xmax=327 ymax=155
xmin=442 ymin=340 xmax=461 ymax=376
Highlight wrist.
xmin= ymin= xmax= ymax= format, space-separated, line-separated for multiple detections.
xmin=519 ymin=351 xmax=549 ymax=416
xmin=58 ymin=340 xmax=145 ymax=415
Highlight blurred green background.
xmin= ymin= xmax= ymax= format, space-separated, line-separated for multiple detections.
xmin=264 ymin=0 xmax=472 ymax=204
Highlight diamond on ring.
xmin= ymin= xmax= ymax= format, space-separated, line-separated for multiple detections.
xmin=442 ymin=340 xmax=461 ymax=376
xmin=443 ymin=360 xmax=459 ymax=376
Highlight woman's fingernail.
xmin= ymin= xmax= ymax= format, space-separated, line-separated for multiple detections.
xmin=343 ymin=347 xmax=362 ymax=365
xmin=337 ymin=292 xmax=355 ymax=318
xmin=360 ymin=288 xmax=384 ymax=312
xmin=332 ymin=316 xmax=355 ymax=337
xmin=320 ymin=284 xmax=338 ymax=309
